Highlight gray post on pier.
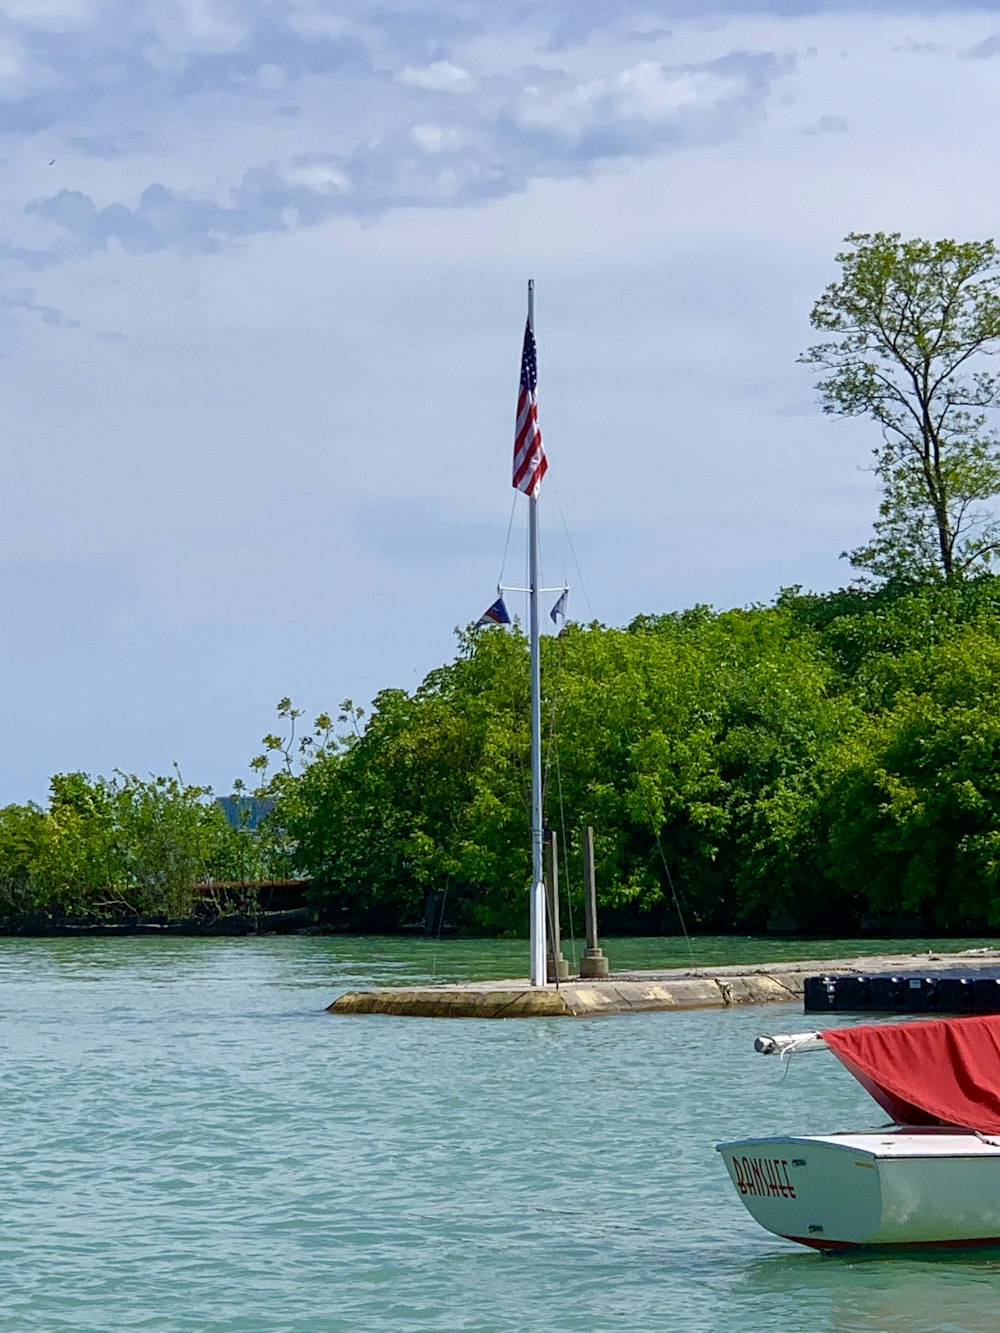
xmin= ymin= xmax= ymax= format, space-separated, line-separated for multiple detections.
xmin=580 ymin=825 xmax=610 ymax=978
xmin=544 ymin=831 xmax=570 ymax=982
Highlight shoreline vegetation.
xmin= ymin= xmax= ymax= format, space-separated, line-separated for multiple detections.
xmin=5 ymin=577 xmax=1000 ymax=941
xmin=6 ymin=233 xmax=1000 ymax=941
xmin=0 ymin=880 xmax=314 ymax=937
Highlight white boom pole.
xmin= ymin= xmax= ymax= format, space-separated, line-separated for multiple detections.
xmin=754 ymin=1033 xmax=827 ymax=1055
xmin=527 ymin=279 xmax=547 ymax=987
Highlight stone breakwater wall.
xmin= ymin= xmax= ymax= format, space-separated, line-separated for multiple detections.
xmin=329 ymin=968 xmax=803 ymax=1018
xmin=328 ymin=951 xmax=1000 ymax=1019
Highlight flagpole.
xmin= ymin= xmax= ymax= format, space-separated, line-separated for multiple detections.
xmin=527 ymin=278 xmax=547 ymax=987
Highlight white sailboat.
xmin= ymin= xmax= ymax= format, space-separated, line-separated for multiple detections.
xmin=717 ymin=1013 xmax=1000 ymax=1250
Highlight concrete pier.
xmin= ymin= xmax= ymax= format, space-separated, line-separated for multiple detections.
xmin=327 ymin=948 xmax=1000 ymax=1019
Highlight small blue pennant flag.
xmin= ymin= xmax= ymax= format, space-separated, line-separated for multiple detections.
xmin=475 ymin=596 xmax=511 ymax=628
xmin=550 ymin=589 xmax=568 ymax=625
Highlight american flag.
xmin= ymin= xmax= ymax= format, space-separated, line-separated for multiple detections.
xmin=512 ymin=321 xmax=547 ymax=496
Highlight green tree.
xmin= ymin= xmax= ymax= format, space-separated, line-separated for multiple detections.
xmin=104 ymin=770 xmax=231 ymax=917
xmin=272 ymin=628 xmax=537 ymax=933
xmin=803 ymin=232 xmax=1000 ymax=581
xmin=247 ymin=575 xmax=1000 ymax=937
xmin=822 ymin=624 xmax=1000 ymax=928
xmin=0 ymin=770 xmax=251 ymax=923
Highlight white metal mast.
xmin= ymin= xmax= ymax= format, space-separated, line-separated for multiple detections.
xmin=527 ymin=279 xmax=547 ymax=987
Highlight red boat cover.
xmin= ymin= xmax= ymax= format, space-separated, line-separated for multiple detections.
xmin=822 ymin=1015 xmax=1000 ymax=1133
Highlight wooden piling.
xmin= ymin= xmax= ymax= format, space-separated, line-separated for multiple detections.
xmin=544 ymin=830 xmax=570 ymax=982
xmin=580 ymin=825 xmax=609 ymax=979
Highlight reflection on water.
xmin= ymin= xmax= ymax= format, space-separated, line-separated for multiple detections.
xmin=1 ymin=934 xmax=998 ymax=1333
xmin=739 ymin=1250 xmax=1000 ymax=1333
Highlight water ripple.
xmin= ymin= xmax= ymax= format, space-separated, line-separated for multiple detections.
xmin=1 ymin=936 xmax=996 ymax=1331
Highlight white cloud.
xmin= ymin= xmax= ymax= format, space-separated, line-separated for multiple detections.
xmin=397 ymin=60 xmax=477 ymax=93
xmin=0 ymin=44 xmax=789 ymax=267
xmin=283 ymin=159 xmax=351 ymax=191
xmin=613 ymin=61 xmax=741 ymax=117
xmin=409 ymin=123 xmax=469 ymax=153
xmin=516 ymin=53 xmax=781 ymax=141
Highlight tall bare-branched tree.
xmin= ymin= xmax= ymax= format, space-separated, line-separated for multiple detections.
xmin=803 ymin=232 xmax=1000 ymax=581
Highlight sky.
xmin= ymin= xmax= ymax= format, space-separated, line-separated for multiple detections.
xmin=3 ymin=0 xmax=1000 ymax=805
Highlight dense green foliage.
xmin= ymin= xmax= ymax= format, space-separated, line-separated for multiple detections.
xmin=242 ymin=577 xmax=1000 ymax=937
xmin=9 ymin=578 xmax=1000 ymax=933
xmin=0 ymin=769 xmax=290 ymax=923
xmin=5 ymin=582 xmax=1000 ymax=936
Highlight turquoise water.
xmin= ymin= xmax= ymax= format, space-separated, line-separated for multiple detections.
xmin=3 ymin=935 xmax=1000 ymax=1333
